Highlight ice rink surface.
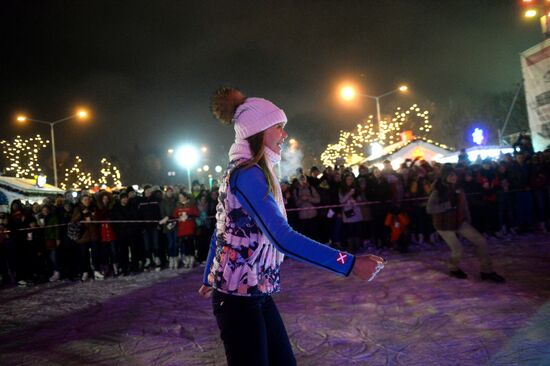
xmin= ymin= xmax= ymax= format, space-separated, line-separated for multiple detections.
xmin=1 ymin=234 xmax=550 ymax=366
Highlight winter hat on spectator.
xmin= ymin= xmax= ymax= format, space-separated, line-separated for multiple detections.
xmin=211 ymin=87 xmax=287 ymax=140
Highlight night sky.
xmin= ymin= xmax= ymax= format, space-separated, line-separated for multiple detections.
xmin=0 ymin=0 xmax=542 ymax=182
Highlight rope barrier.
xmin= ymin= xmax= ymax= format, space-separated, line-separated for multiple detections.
xmin=0 ymin=188 xmax=544 ymax=234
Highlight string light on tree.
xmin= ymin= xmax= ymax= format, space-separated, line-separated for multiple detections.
xmin=0 ymin=135 xmax=49 ymax=179
xmin=60 ymin=156 xmax=124 ymax=190
xmin=97 ymin=158 xmax=123 ymax=188
xmin=60 ymin=155 xmax=95 ymax=190
xmin=321 ymin=104 xmax=434 ymax=167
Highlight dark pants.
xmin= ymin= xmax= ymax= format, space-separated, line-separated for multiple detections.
xmin=179 ymin=235 xmax=195 ymax=256
xmin=196 ymin=226 xmax=211 ymax=262
xmin=79 ymin=241 xmax=100 ymax=274
xmin=166 ymin=230 xmax=178 ymax=257
xmin=101 ymin=241 xmax=118 ymax=267
xmin=142 ymin=228 xmax=159 ymax=260
xmin=0 ymin=239 xmax=16 ymax=284
xmin=212 ymin=290 xmax=296 ymax=366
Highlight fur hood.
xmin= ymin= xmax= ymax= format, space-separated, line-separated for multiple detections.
xmin=96 ymin=191 xmax=115 ymax=210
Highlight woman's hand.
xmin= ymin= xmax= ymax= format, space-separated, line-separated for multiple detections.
xmin=198 ymin=285 xmax=213 ymax=298
xmin=352 ymin=255 xmax=386 ymax=282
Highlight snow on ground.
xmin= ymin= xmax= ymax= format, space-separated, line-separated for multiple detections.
xmin=1 ymin=234 xmax=550 ymax=366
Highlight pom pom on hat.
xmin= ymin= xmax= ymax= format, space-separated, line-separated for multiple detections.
xmin=211 ymin=87 xmax=247 ymax=125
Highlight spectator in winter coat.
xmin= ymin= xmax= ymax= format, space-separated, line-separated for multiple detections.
xmin=71 ymin=194 xmax=100 ymax=281
xmin=138 ymin=185 xmax=162 ymax=269
xmin=159 ymin=187 xmax=178 ymax=269
xmin=339 ymin=173 xmax=363 ymax=253
xmin=113 ymin=192 xmax=140 ymax=274
xmin=95 ymin=191 xmax=118 ymax=276
xmin=173 ymin=192 xmax=199 ymax=269
xmin=384 ymin=206 xmax=410 ymax=253
xmin=7 ymin=200 xmax=33 ymax=285
xmin=294 ymin=174 xmax=321 ymax=240
xmin=356 ymin=176 xmax=373 ymax=244
xmin=39 ymin=205 xmax=61 ymax=282
xmin=368 ymin=167 xmax=392 ymax=248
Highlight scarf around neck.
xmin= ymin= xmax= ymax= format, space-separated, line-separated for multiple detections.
xmin=228 ymin=139 xmax=287 ymax=220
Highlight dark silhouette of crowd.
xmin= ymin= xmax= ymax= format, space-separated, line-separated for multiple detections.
xmin=1 ymin=146 xmax=549 ymax=287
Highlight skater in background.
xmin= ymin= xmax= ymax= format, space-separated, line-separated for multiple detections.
xmin=427 ymin=164 xmax=505 ymax=282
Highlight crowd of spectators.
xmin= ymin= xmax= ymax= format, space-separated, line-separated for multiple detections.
xmin=0 ymin=183 xmax=218 ymax=286
xmin=0 ymin=144 xmax=549 ymax=287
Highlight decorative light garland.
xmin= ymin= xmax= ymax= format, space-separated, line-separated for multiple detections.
xmin=60 ymin=156 xmax=123 ymax=190
xmin=97 ymin=158 xmax=123 ymax=188
xmin=321 ymin=104 xmax=437 ymax=167
xmin=0 ymin=135 xmax=49 ymax=179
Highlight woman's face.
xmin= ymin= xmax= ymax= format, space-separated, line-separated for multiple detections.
xmin=81 ymin=196 xmax=91 ymax=207
xmin=263 ymin=122 xmax=288 ymax=155
xmin=345 ymin=175 xmax=354 ymax=186
xmin=446 ymin=172 xmax=457 ymax=185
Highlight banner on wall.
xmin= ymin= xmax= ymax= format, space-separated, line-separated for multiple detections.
xmin=521 ymin=38 xmax=550 ymax=151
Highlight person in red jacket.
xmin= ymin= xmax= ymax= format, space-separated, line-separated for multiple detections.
xmin=384 ymin=206 xmax=410 ymax=253
xmin=173 ymin=192 xmax=199 ymax=269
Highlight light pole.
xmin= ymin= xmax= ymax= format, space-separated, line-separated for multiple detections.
xmin=17 ymin=110 xmax=89 ymax=187
xmin=175 ymin=145 xmax=200 ymax=190
xmin=341 ymin=85 xmax=408 ymax=128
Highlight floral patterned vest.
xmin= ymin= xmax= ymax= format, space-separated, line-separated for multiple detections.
xmin=206 ymin=160 xmax=285 ymax=296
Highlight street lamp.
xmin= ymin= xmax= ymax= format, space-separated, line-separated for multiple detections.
xmin=16 ymin=109 xmax=89 ymax=187
xmin=340 ymin=84 xmax=409 ymax=129
xmin=175 ymin=145 xmax=200 ymax=190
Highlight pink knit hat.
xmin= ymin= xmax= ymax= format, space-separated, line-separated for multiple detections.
xmin=233 ymin=97 xmax=287 ymax=140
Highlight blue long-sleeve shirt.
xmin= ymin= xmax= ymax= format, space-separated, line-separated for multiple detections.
xmin=203 ymin=163 xmax=355 ymax=296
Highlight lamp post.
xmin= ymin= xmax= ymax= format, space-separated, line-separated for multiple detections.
xmin=341 ymin=85 xmax=408 ymax=129
xmin=175 ymin=145 xmax=200 ymax=190
xmin=16 ymin=110 xmax=89 ymax=187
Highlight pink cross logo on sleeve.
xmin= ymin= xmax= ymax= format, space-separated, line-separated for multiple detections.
xmin=337 ymin=252 xmax=348 ymax=265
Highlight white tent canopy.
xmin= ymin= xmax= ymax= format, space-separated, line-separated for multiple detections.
xmin=0 ymin=176 xmax=64 ymax=207
xmin=360 ymin=139 xmax=453 ymax=170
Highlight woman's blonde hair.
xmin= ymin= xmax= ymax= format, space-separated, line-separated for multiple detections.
xmin=243 ymin=131 xmax=278 ymax=199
